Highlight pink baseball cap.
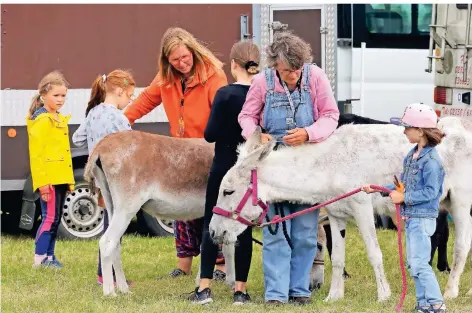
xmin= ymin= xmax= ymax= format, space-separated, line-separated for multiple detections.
xmin=392 ymin=103 xmax=438 ymax=128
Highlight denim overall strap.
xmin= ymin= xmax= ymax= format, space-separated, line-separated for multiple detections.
xmin=264 ymin=68 xmax=275 ymax=92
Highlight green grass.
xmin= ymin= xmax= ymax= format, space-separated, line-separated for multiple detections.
xmin=2 ymin=223 xmax=471 ymax=313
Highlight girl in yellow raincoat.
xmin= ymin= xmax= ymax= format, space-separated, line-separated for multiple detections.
xmin=27 ymin=71 xmax=74 ymax=268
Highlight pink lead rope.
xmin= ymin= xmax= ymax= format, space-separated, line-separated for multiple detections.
xmin=213 ymin=171 xmax=407 ymax=312
xmin=259 ymin=185 xmax=407 ymax=312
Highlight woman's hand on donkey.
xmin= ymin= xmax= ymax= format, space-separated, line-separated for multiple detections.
xmin=283 ymin=128 xmax=309 ymax=146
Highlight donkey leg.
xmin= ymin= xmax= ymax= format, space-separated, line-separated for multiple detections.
xmin=99 ymin=228 xmax=117 ymax=297
xmin=435 ymin=211 xmax=451 ymax=272
xmin=467 ymin=244 xmax=472 ymax=296
xmin=324 ymin=216 xmax=347 ymax=301
xmin=111 ymin=211 xmax=135 ymax=294
xmin=444 ymin=194 xmax=472 ymax=299
xmin=354 ymin=207 xmax=391 ymax=302
xmin=222 ymin=243 xmax=235 ymax=288
xmin=467 ymin=208 xmax=472 ymax=297
xmin=324 ymin=223 xmax=350 ymax=279
xmin=310 ymin=224 xmax=326 ymax=291
xmin=100 ymin=210 xmax=133 ymax=296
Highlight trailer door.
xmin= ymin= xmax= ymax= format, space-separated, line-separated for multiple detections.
xmin=269 ymin=5 xmax=324 ymax=69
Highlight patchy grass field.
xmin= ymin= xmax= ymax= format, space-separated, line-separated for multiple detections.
xmin=2 ymin=223 xmax=471 ymax=313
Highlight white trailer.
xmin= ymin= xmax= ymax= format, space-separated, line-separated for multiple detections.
xmin=426 ymin=4 xmax=472 ymax=119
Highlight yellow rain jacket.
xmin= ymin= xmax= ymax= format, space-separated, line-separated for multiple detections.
xmin=26 ymin=113 xmax=75 ymax=192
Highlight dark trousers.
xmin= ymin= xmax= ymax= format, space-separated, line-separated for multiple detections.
xmin=199 ymin=166 xmax=253 ymax=282
xmin=35 ymin=184 xmax=67 ymax=256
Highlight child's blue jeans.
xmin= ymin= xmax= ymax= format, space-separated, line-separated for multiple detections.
xmin=405 ymin=217 xmax=444 ymax=307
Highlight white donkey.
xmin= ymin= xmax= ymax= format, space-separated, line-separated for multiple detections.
xmin=209 ymin=117 xmax=472 ymax=302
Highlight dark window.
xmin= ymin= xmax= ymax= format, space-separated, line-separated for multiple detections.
xmin=337 ymin=4 xmax=352 ymax=39
xmin=353 ymin=4 xmax=432 ymax=49
xmin=456 ymin=4 xmax=469 ymax=10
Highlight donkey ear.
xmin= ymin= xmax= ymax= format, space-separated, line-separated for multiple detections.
xmin=239 ymin=137 xmax=275 ymax=169
xmin=258 ymin=137 xmax=276 ymax=161
xmin=245 ymin=126 xmax=263 ymax=153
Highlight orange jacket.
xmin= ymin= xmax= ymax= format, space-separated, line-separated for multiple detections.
xmin=125 ymin=65 xmax=228 ymax=138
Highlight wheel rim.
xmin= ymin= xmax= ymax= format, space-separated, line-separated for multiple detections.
xmin=157 ymin=218 xmax=174 ymax=234
xmin=61 ymin=184 xmax=104 ymax=238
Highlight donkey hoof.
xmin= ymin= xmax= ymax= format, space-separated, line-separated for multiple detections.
xmin=103 ymin=291 xmax=117 ymax=297
xmin=443 ymin=287 xmax=459 ymax=299
xmin=309 ymin=283 xmax=322 ymax=291
xmin=377 ymin=293 xmax=391 ymax=302
xmin=324 ymin=291 xmax=343 ymax=302
xmin=117 ymin=285 xmax=130 ymax=294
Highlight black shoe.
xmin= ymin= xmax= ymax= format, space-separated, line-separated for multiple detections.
xmin=233 ymin=291 xmax=251 ymax=305
xmin=168 ymin=268 xmax=188 ymax=278
xmin=411 ymin=306 xmax=433 ymax=313
xmin=189 ymin=287 xmax=213 ymax=305
xmin=289 ymin=296 xmax=312 ymax=305
xmin=213 ymin=269 xmax=226 ymax=282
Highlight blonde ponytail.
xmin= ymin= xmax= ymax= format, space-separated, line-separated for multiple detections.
xmin=28 ymin=94 xmax=43 ymax=118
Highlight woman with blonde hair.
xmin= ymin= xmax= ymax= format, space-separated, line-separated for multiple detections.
xmin=125 ymin=27 xmax=228 ymax=278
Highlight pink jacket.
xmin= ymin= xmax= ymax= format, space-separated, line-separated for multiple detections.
xmin=238 ymin=65 xmax=339 ymax=142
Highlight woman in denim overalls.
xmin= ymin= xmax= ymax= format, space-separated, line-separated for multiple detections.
xmin=238 ymin=31 xmax=340 ymax=305
xmin=363 ymin=103 xmax=447 ymax=313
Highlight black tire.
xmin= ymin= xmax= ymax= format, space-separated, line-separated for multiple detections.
xmin=1 ymin=190 xmax=24 ymax=235
xmin=137 ymin=209 xmax=174 ymax=237
xmin=56 ymin=169 xmax=105 ymax=240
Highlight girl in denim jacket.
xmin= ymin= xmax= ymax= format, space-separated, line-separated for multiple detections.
xmin=362 ymin=103 xmax=447 ymax=313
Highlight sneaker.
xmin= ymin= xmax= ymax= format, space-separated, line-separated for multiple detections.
xmin=411 ymin=306 xmax=433 ymax=313
xmin=432 ymin=304 xmax=447 ymax=313
xmin=188 ymin=287 xmax=213 ymax=305
xmin=288 ymin=296 xmax=312 ymax=305
xmin=49 ymin=257 xmax=64 ymax=268
xmin=266 ymin=300 xmax=283 ymax=306
xmin=213 ymin=269 xmax=226 ymax=282
xmin=233 ymin=291 xmax=251 ymax=305
xmin=96 ymin=276 xmax=134 ymax=287
xmin=40 ymin=258 xmax=64 ymax=269
xmin=169 ymin=268 xmax=188 ymax=278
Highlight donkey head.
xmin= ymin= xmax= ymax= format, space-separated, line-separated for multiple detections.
xmin=209 ymin=127 xmax=276 ymax=244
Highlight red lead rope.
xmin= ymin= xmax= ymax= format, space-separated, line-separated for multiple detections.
xmin=259 ymin=185 xmax=407 ymax=312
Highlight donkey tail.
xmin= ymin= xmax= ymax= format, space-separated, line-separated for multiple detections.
xmin=84 ymin=148 xmax=101 ymax=193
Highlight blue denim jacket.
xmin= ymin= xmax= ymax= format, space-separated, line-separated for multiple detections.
xmin=384 ymin=145 xmax=445 ymax=218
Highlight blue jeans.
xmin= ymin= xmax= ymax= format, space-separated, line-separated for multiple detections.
xmin=262 ymin=202 xmax=319 ymax=302
xmin=405 ymin=217 xmax=444 ymax=307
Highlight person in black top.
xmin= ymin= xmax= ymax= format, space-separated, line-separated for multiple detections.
xmin=189 ymin=41 xmax=260 ymax=305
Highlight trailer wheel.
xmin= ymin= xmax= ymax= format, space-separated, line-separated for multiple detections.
xmin=137 ymin=210 xmax=174 ymax=237
xmin=57 ymin=169 xmax=105 ymax=240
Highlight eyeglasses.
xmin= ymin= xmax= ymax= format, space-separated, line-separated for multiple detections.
xmin=170 ymin=54 xmax=191 ymax=65
xmin=278 ymin=67 xmax=302 ymax=75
